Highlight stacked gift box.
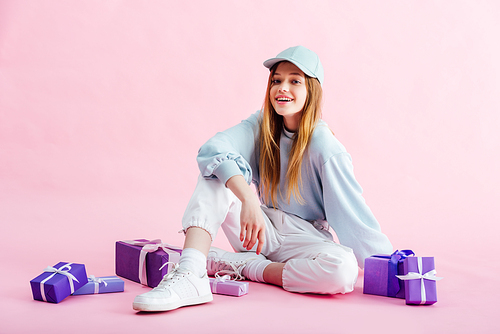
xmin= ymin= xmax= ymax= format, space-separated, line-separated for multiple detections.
xmin=363 ymin=250 xmax=443 ymax=305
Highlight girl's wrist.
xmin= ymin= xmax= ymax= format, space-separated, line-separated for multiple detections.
xmin=226 ymin=175 xmax=258 ymax=204
xmin=240 ymin=189 xmax=258 ymax=205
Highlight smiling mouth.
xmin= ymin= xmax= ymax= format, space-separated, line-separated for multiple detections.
xmin=276 ymin=97 xmax=293 ymax=102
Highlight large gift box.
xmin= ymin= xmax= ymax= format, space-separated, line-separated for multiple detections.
xmin=396 ymin=256 xmax=443 ymax=305
xmin=115 ymin=239 xmax=182 ymax=288
xmin=30 ymin=262 xmax=87 ymax=303
xmin=72 ymin=275 xmax=124 ymax=295
xmin=363 ymin=250 xmax=414 ymax=298
xmin=209 ymin=276 xmax=249 ymax=297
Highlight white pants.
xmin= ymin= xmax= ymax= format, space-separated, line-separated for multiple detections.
xmin=182 ymin=175 xmax=358 ymax=294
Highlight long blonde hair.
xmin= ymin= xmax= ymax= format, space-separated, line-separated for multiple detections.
xmin=259 ymin=62 xmax=323 ymax=207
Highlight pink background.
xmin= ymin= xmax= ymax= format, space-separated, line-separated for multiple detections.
xmin=1 ymin=1 xmax=498 ymax=333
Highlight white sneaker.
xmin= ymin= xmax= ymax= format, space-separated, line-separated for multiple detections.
xmin=133 ymin=263 xmax=213 ymax=312
xmin=207 ymin=247 xmax=266 ymax=280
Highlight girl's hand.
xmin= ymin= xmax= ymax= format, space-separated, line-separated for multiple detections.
xmin=239 ymin=197 xmax=266 ymax=255
xmin=226 ymin=175 xmax=266 ymax=255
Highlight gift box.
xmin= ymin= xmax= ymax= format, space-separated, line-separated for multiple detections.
xmin=396 ymin=256 xmax=443 ymax=305
xmin=115 ymin=239 xmax=182 ymax=288
xmin=363 ymin=250 xmax=414 ymax=298
xmin=72 ymin=275 xmax=124 ymax=295
xmin=209 ymin=277 xmax=249 ymax=297
xmin=30 ymin=262 xmax=87 ymax=303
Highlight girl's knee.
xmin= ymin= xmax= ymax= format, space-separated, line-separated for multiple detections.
xmin=312 ymin=252 xmax=358 ymax=294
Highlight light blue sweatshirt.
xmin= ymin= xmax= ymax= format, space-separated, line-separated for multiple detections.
xmin=197 ymin=111 xmax=393 ymax=267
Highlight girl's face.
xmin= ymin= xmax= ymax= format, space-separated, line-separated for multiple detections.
xmin=270 ymin=62 xmax=308 ymax=132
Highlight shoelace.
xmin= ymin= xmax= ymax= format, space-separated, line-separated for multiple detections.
xmin=154 ymin=263 xmax=188 ymax=290
xmin=209 ymin=258 xmax=257 ymax=281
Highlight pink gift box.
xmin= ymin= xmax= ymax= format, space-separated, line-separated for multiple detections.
xmin=209 ymin=277 xmax=249 ymax=297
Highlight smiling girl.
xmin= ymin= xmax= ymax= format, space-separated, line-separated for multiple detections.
xmin=133 ymin=46 xmax=393 ymax=312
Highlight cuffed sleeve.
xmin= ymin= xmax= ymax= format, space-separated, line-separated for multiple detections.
xmin=212 ymin=159 xmax=245 ymax=186
xmin=196 ymin=112 xmax=261 ymax=186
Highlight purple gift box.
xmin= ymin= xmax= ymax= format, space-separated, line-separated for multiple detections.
xmin=209 ymin=277 xmax=249 ymax=297
xmin=363 ymin=250 xmax=414 ymax=298
xmin=72 ymin=275 xmax=124 ymax=295
xmin=115 ymin=239 xmax=182 ymax=288
xmin=397 ymin=256 xmax=443 ymax=305
xmin=30 ymin=262 xmax=87 ymax=303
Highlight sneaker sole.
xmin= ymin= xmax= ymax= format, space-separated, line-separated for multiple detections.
xmin=132 ymin=293 xmax=213 ymax=312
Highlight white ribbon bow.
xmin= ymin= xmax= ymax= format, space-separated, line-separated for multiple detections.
xmin=122 ymin=239 xmax=181 ymax=286
xmin=40 ymin=263 xmax=80 ymax=302
xmin=88 ymin=275 xmax=108 ymax=294
xmin=214 ymin=274 xmax=232 ymax=282
xmin=211 ymin=274 xmax=232 ymax=293
xmin=396 ymin=257 xmax=443 ymax=304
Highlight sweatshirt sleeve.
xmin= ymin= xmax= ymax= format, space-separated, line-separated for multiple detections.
xmin=322 ymin=152 xmax=393 ymax=268
xmin=196 ymin=112 xmax=260 ymax=186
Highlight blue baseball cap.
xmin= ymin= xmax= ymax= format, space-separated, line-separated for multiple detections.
xmin=263 ymin=45 xmax=324 ymax=85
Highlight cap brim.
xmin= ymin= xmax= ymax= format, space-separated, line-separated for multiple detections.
xmin=263 ymin=57 xmax=316 ymax=79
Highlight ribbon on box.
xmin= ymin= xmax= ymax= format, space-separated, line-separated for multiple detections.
xmin=122 ymin=239 xmax=181 ymax=286
xmin=210 ymin=275 xmax=232 ymax=294
xmin=88 ymin=275 xmax=108 ymax=294
xmin=371 ymin=249 xmax=414 ymax=296
xmin=396 ymin=257 xmax=443 ymax=304
xmin=40 ymin=263 xmax=80 ymax=302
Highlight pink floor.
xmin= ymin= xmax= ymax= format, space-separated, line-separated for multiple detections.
xmin=1 ymin=191 xmax=497 ymax=334
xmin=2 ymin=1 xmax=500 ymax=333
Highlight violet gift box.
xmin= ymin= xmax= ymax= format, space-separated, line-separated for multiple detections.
xmin=72 ymin=276 xmax=124 ymax=295
xmin=363 ymin=250 xmax=414 ymax=298
xmin=115 ymin=239 xmax=182 ymax=288
xmin=398 ymin=257 xmax=441 ymax=305
xmin=30 ymin=262 xmax=87 ymax=303
xmin=209 ymin=278 xmax=249 ymax=297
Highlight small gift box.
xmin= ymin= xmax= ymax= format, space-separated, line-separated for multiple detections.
xmin=30 ymin=262 xmax=87 ymax=303
xmin=396 ymin=256 xmax=443 ymax=305
xmin=115 ymin=239 xmax=182 ymax=288
xmin=363 ymin=250 xmax=414 ymax=298
xmin=72 ymin=275 xmax=124 ymax=295
xmin=209 ymin=276 xmax=249 ymax=297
